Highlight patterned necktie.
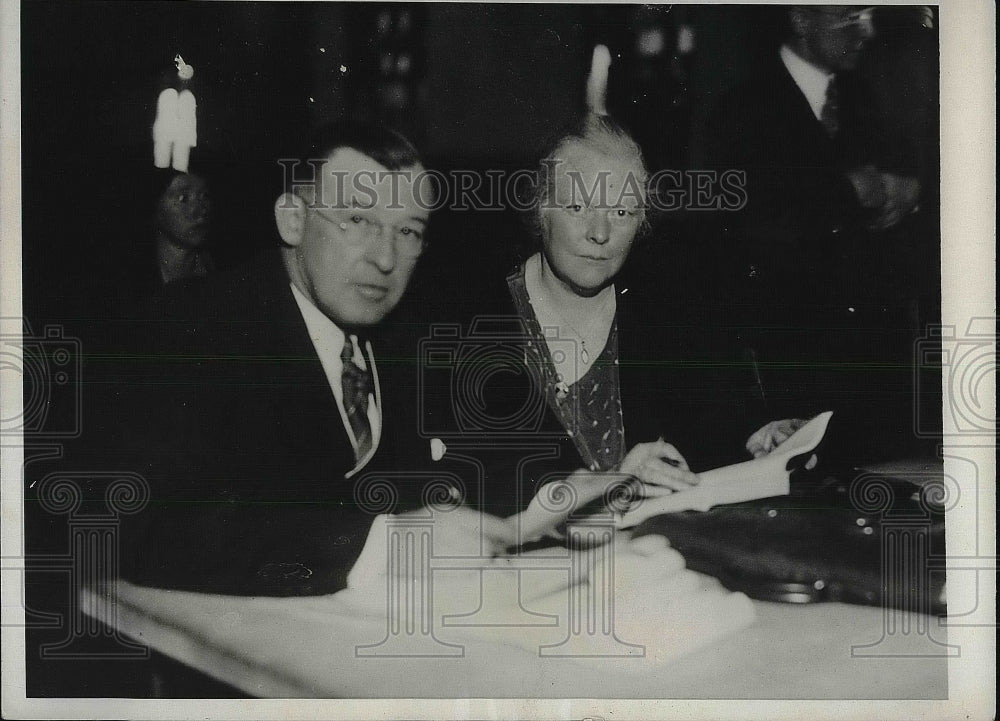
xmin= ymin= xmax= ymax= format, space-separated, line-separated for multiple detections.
xmin=820 ymin=76 xmax=840 ymax=138
xmin=341 ymin=335 xmax=374 ymax=461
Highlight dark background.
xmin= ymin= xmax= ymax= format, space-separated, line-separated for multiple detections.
xmin=20 ymin=2 xmax=939 ymax=331
xmin=19 ymin=2 xmax=809 ymax=329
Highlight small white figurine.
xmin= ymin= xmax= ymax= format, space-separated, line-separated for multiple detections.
xmin=153 ymin=55 xmax=197 ymax=172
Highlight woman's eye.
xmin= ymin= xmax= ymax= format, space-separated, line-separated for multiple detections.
xmin=566 ymin=204 xmax=584 ymax=214
xmin=350 ymin=215 xmax=366 ymax=224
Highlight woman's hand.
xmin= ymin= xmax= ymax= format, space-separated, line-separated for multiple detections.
xmin=745 ymin=418 xmax=807 ymax=457
xmin=745 ymin=418 xmax=817 ymax=469
xmin=619 ymin=439 xmax=700 ymax=498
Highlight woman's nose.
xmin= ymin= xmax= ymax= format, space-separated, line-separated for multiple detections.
xmin=587 ymin=212 xmax=611 ymax=244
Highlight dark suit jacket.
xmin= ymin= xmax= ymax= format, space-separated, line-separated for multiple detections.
xmin=691 ymin=52 xmax=901 ymax=301
xmin=688 ymin=51 xmax=921 ymax=427
xmin=105 ymin=248 xmax=423 ymax=596
xmin=406 ymin=258 xmax=765 ymax=519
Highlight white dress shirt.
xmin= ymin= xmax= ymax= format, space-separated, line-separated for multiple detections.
xmin=780 ymin=44 xmax=836 ymax=123
xmin=290 ymin=283 xmax=382 ymax=477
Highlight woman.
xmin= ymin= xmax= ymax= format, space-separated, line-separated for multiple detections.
xmin=151 ymin=167 xmax=215 ymax=285
xmin=436 ymin=114 xmax=802 ymax=537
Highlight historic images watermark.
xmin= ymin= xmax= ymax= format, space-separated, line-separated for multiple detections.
xmin=0 ymin=320 xmax=82 ymax=440
xmin=276 ymin=159 xmax=748 ymax=214
xmin=914 ymin=317 xmax=997 ymax=439
xmin=846 ymin=316 xmax=998 ymax=657
xmin=348 ymin=318 xmax=646 ymax=658
xmin=350 ymin=473 xmax=644 ymax=659
xmin=3 ymin=319 xmax=150 ymax=660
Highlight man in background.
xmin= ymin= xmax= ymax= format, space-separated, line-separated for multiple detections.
xmin=690 ymin=5 xmax=926 ymax=457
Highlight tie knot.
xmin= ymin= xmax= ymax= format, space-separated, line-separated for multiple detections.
xmin=341 ymin=335 xmax=356 ymax=364
xmin=342 ymin=336 xmax=374 ymax=398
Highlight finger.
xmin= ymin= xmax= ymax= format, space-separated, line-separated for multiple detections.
xmin=772 ymin=429 xmax=793 ymax=446
xmin=775 ymin=419 xmax=800 ymax=436
xmin=745 ymin=433 xmax=767 ymax=455
xmin=628 ymin=534 xmax=669 ymax=556
xmin=657 ymin=441 xmax=691 ymax=471
xmin=635 ymin=482 xmax=673 ymax=499
xmin=805 ymin=453 xmax=818 ymax=470
xmin=638 ymin=461 xmax=700 ymax=490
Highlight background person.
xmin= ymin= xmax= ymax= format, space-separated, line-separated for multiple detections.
xmin=151 ymin=167 xmax=215 ymax=285
xmin=689 ymin=5 xmax=925 ymax=458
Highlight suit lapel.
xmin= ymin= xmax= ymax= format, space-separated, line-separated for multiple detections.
xmin=257 ymin=254 xmax=356 ymax=479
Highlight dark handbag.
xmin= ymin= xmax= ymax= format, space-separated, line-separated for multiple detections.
xmin=634 ymin=461 xmax=947 ymax=616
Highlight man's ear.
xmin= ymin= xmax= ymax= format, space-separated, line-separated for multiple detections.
xmin=274 ymin=192 xmax=305 ymax=247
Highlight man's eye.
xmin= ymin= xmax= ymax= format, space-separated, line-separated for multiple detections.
xmin=350 ymin=215 xmax=366 ymax=224
xmin=566 ymin=204 xmax=584 ymax=214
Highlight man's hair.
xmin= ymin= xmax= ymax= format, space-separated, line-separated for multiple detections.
xmin=285 ymin=121 xmax=424 ymax=193
xmin=523 ymin=114 xmax=650 ymax=250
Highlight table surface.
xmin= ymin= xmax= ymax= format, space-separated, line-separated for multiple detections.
xmin=82 ymin=578 xmax=950 ymax=699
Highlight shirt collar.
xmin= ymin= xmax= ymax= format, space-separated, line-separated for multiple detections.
xmin=290 ymin=282 xmax=347 ymax=360
xmin=780 ymin=44 xmax=835 ymax=122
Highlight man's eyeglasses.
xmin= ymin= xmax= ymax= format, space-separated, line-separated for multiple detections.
xmin=812 ymin=6 xmax=875 ymax=31
xmin=311 ymin=207 xmax=427 ymax=259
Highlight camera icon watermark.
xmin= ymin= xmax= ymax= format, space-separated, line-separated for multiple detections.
xmin=418 ymin=316 xmax=580 ymax=439
xmin=0 ymin=319 xmax=82 ymax=439
xmin=914 ymin=317 xmax=997 ymax=438
xmin=11 ymin=472 xmax=151 ymax=659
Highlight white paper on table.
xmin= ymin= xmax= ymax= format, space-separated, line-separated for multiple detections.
xmin=616 ymin=410 xmax=834 ymax=529
xmin=337 ymin=535 xmax=757 ymax=668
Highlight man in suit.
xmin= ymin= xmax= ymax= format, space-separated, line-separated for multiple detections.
xmin=109 ymin=122 xmax=509 ymax=596
xmin=688 ymin=6 xmax=924 ymax=456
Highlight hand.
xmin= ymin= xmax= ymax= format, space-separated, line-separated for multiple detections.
xmin=745 ymin=418 xmax=809 ymax=457
xmin=620 ymin=438 xmax=700 ymax=498
xmin=867 ymin=173 xmax=920 ymax=231
xmin=745 ymin=418 xmax=817 ymax=469
xmin=846 ymin=165 xmax=886 ymax=209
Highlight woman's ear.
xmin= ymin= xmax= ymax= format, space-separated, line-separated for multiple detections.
xmin=274 ymin=192 xmax=305 ymax=247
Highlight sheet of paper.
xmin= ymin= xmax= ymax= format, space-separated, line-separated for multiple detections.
xmin=616 ymin=410 xmax=834 ymax=529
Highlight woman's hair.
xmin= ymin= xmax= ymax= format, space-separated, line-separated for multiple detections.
xmin=522 ymin=114 xmax=650 ymax=250
xmin=149 ymin=167 xmax=187 ymax=210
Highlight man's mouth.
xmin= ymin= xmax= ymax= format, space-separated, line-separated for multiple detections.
xmin=356 ymin=284 xmax=390 ymax=301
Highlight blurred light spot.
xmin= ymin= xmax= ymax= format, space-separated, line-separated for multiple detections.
xmin=677 ymin=24 xmax=696 ymax=55
xmin=637 ymin=28 xmax=665 ymax=57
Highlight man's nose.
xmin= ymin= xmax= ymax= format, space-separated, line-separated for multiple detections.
xmin=366 ymin=226 xmax=397 ymax=272
xmin=587 ymin=211 xmax=611 ymax=245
